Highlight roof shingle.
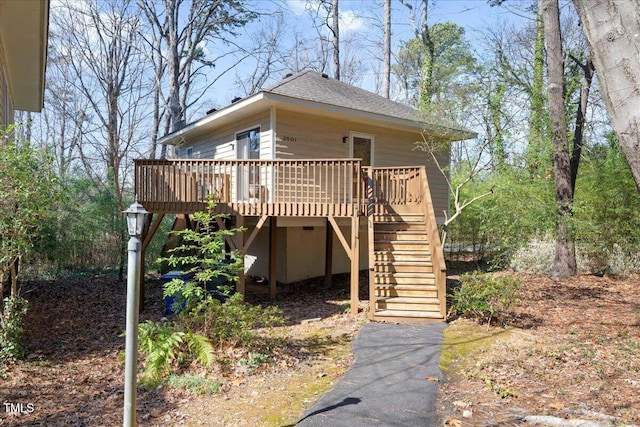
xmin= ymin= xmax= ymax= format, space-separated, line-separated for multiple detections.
xmin=264 ymin=70 xmax=424 ymax=123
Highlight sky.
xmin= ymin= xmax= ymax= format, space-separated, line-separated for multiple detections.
xmin=196 ymin=0 xmax=534 ymax=116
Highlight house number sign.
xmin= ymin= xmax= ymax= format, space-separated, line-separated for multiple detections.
xmin=282 ymin=135 xmax=297 ymax=142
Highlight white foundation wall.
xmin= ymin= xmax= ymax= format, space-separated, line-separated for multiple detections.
xmin=243 ymin=218 xmax=368 ymax=284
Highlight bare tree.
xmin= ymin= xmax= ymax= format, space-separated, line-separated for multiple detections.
xmin=137 ymin=4 xmax=167 ymax=159
xmin=331 ymin=0 xmax=340 ymax=80
xmin=52 ymin=0 xmax=150 ymax=279
xmin=233 ymin=11 xmax=289 ymax=96
xmin=382 ymin=0 xmax=391 ymax=98
xmin=400 ymin=0 xmax=434 ymax=108
xmin=138 ymin=0 xmax=256 ymax=151
xmin=542 ymin=0 xmax=577 ymax=279
xmin=422 ymin=135 xmax=494 ymax=246
xmin=306 ymin=0 xmax=342 ymax=79
xmin=34 ymin=31 xmax=91 ymax=178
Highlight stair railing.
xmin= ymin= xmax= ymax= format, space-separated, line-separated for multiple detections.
xmin=418 ymin=166 xmax=447 ymax=317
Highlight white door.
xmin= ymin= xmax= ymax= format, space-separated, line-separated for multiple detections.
xmin=350 ymin=132 xmax=374 ymax=166
xmin=236 ymin=127 xmax=260 ymax=200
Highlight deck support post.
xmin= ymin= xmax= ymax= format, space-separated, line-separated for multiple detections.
xmin=269 ymin=217 xmax=277 ymax=300
xmin=215 ymin=217 xmax=237 ymax=251
xmin=324 ymin=218 xmax=333 ymax=288
xmin=138 ymin=213 xmax=164 ymax=313
xmin=327 ymin=215 xmax=360 ymax=315
xmin=350 ymin=215 xmax=360 ymax=315
xmin=236 ymin=215 xmax=245 ymax=299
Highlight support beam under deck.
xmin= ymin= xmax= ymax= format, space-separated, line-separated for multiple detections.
xmin=324 ymin=218 xmax=333 ymax=288
xmin=236 ymin=216 xmax=245 ymax=299
xmin=327 ymin=215 xmax=360 ymax=315
xmin=269 ymin=217 xmax=277 ymax=300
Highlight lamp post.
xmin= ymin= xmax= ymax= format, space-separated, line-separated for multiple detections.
xmin=122 ymin=198 xmax=149 ymax=427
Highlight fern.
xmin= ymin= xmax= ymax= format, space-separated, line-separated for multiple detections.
xmin=137 ymin=321 xmax=215 ymax=388
xmin=185 ymin=332 xmax=215 ymax=367
xmin=134 ymin=200 xmax=286 ymax=389
xmin=137 ymin=321 xmax=185 ymax=387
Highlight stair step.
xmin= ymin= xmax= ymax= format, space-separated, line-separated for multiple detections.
xmin=374 ymin=252 xmax=431 ymax=263
xmin=373 ymin=223 xmax=426 ymax=233
xmin=373 ymin=309 xmax=444 ymax=319
xmin=376 ymin=296 xmax=441 ymax=311
xmin=375 ymin=230 xmax=428 ymax=241
xmin=374 ymin=204 xmax=422 ymax=212
xmin=375 ymin=271 xmax=435 ymax=278
xmin=374 ymin=283 xmax=438 ymax=289
xmin=374 ymin=283 xmax=438 ymax=298
xmin=374 ymin=273 xmax=436 ymax=285
xmin=373 ymin=213 xmax=424 ymax=222
xmin=375 ymin=296 xmax=439 ymax=302
xmin=373 ymin=214 xmax=424 ymax=221
xmin=375 ymin=241 xmax=430 ymax=251
xmin=374 ymin=262 xmax=433 ymax=273
xmin=375 ymin=260 xmax=432 ymax=266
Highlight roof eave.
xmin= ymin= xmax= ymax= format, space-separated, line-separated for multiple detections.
xmin=159 ymin=92 xmax=267 ymax=146
xmin=0 ymin=0 xmax=49 ymax=112
xmin=263 ymin=92 xmax=476 ymax=141
xmin=159 ymin=91 xmax=477 ymax=146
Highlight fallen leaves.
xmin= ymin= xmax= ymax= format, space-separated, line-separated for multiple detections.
xmin=2 ymin=274 xmax=365 ymax=426
xmin=438 ymin=273 xmax=640 ymax=425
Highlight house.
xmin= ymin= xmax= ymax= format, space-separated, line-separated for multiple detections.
xmin=0 ymin=0 xmax=49 ymax=127
xmin=136 ymin=70 xmax=474 ymax=321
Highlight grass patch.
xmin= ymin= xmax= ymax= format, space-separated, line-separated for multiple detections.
xmin=253 ymin=331 xmax=354 ymax=426
xmin=166 ymin=373 xmax=220 ymax=395
xmin=439 ymin=319 xmax=513 ymax=374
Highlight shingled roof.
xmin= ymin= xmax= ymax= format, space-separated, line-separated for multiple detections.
xmin=160 ymin=70 xmax=475 ymax=146
xmin=264 ymin=70 xmax=424 ymax=124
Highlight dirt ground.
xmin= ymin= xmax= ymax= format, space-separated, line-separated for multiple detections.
xmin=0 ymin=274 xmax=366 ymax=426
xmin=1 ymin=270 xmax=639 ymax=426
xmin=438 ymin=273 xmax=640 ymax=426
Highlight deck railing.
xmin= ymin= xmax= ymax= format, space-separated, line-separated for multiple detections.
xmin=419 ymin=166 xmax=447 ymax=315
xmin=135 ymin=159 xmax=362 ymax=217
xmin=361 ymin=166 xmax=423 ymax=215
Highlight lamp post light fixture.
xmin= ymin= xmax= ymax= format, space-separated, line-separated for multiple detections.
xmin=122 ymin=197 xmax=149 ymax=427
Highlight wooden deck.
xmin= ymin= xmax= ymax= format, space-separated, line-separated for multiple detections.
xmin=134 ymin=159 xmax=446 ymax=321
xmin=135 ymin=159 xmax=362 ymax=217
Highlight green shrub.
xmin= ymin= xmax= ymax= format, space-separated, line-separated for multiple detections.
xmin=137 ymin=320 xmax=215 ymax=388
xmin=0 ymin=296 xmax=28 ymax=363
xmin=239 ymin=351 xmax=271 ymax=375
xmin=136 ymin=200 xmax=286 ymax=388
xmin=450 ymin=272 xmax=521 ymax=326
xmin=183 ymin=293 xmax=285 ymax=347
xmin=509 ymin=237 xmax=555 ymax=274
xmin=157 ymin=199 xmax=244 ymax=299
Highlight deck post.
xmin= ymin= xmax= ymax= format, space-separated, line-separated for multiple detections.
xmin=350 ymin=215 xmax=360 ymax=315
xmin=269 ymin=216 xmax=277 ymax=300
xmin=138 ymin=213 xmax=162 ymax=313
xmin=236 ymin=215 xmax=246 ymax=299
xmin=324 ymin=218 xmax=333 ymax=288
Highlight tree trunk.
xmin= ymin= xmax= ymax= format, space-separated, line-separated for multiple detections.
xmin=167 ymin=3 xmax=183 ymax=133
xmin=573 ymin=0 xmax=640 ymax=194
xmin=382 ymin=0 xmax=391 ymax=98
xmin=418 ymin=0 xmax=434 ymax=109
xmin=527 ymin=10 xmax=548 ymax=176
xmin=332 ymin=0 xmax=340 ymax=80
xmin=570 ymin=57 xmax=594 ymax=190
xmin=542 ymin=0 xmax=577 ymax=279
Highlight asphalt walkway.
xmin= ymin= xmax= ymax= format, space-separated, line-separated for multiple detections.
xmin=296 ymin=321 xmax=447 ymax=427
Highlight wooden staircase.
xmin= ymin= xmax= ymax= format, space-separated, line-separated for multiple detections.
xmin=369 ymin=204 xmax=445 ymax=322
